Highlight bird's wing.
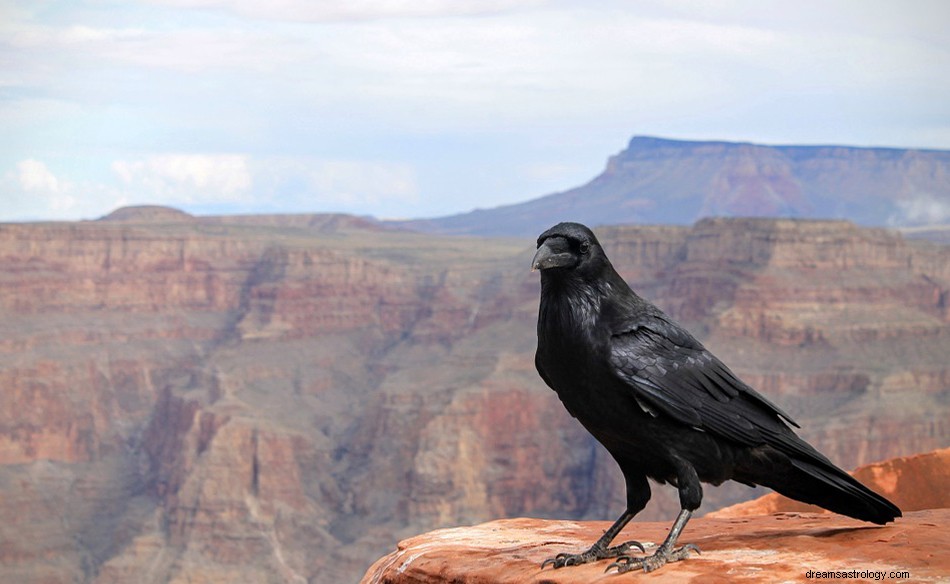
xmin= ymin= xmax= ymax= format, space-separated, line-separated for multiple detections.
xmin=608 ymin=314 xmax=802 ymax=449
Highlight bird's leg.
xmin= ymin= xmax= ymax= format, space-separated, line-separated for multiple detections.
xmin=541 ymin=510 xmax=645 ymax=569
xmin=606 ymin=508 xmax=700 ymax=573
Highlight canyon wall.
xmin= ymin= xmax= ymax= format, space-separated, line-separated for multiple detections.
xmin=0 ymin=211 xmax=947 ymax=583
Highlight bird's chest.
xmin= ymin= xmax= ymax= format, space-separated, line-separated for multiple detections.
xmin=536 ymin=308 xmax=613 ymax=414
xmin=537 ymin=334 xmax=645 ymax=443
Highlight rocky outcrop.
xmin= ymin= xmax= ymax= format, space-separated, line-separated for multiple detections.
xmin=362 ymin=510 xmax=949 ymax=584
xmin=0 ymin=215 xmax=948 ymax=583
xmin=363 ymin=447 xmax=950 ymax=584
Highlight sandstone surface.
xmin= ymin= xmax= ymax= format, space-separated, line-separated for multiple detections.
xmin=0 ymin=212 xmax=948 ymax=583
xmin=361 ymin=510 xmax=948 ymax=584
xmin=362 ymin=447 xmax=950 ymax=583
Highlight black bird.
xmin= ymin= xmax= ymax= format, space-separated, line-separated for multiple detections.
xmin=532 ymin=222 xmax=901 ymax=573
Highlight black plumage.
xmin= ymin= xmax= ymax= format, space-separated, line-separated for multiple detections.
xmin=532 ymin=222 xmax=901 ymax=573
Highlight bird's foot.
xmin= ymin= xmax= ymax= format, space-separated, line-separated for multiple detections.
xmin=541 ymin=540 xmax=645 ymax=569
xmin=606 ymin=543 xmax=700 ymax=574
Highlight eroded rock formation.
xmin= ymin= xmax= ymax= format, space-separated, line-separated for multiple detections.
xmin=0 ymin=212 xmax=947 ymax=583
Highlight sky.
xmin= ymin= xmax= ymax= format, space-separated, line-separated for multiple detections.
xmin=2 ymin=0 xmax=949 ymax=222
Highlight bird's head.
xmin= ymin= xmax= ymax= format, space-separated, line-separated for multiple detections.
xmin=532 ymin=222 xmax=607 ymax=279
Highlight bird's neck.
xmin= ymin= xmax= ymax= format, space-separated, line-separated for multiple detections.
xmin=539 ymin=274 xmax=614 ymax=335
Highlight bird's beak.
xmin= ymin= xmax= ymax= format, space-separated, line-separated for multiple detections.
xmin=531 ymin=238 xmax=573 ymax=271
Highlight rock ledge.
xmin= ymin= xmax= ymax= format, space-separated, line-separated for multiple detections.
xmin=362 ymin=509 xmax=948 ymax=583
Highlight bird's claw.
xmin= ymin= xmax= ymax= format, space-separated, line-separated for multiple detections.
xmin=540 ymin=553 xmax=573 ymax=569
xmin=613 ymin=540 xmax=646 ymax=555
xmin=605 ymin=543 xmax=700 ymax=574
xmin=541 ymin=551 xmax=591 ymax=569
xmin=541 ymin=540 xmax=645 ymax=569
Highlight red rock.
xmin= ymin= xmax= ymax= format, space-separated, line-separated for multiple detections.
xmin=361 ymin=510 xmax=949 ymax=584
xmin=364 ymin=445 xmax=950 ymax=583
xmin=1 ymin=215 xmax=948 ymax=583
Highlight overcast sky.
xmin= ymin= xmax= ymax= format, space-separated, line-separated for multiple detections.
xmin=2 ymin=0 xmax=949 ymax=222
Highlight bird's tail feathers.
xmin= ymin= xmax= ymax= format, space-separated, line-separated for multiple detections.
xmin=768 ymin=458 xmax=901 ymax=525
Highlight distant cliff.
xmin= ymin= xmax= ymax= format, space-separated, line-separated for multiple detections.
xmin=0 ymin=211 xmax=948 ymax=583
xmin=397 ymin=136 xmax=950 ymax=236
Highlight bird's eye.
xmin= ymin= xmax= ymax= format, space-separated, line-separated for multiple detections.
xmin=579 ymin=241 xmax=590 ymax=254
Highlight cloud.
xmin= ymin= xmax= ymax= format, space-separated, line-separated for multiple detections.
xmin=1 ymin=159 xmax=117 ymax=220
xmin=6 ymin=3 xmax=947 ymax=130
xmin=3 ymin=23 xmax=299 ymax=75
xmin=3 ymin=1 xmax=949 ymax=221
xmin=307 ymin=160 xmax=417 ymax=204
xmin=110 ymin=154 xmax=418 ymax=212
xmin=890 ymin=194 xmax=950 ymax=226
xmin=112 ymin=154 xmax=253 ymax=203
xmin=144 ymin=0 xmax=547 ymax=22
xmin=17 ymin=159 xmax=65 ymax=193
xmin=0 ymin=154 xmax=418 ymax=221
xmin=5 ymin=24 xmax=144 ymax=48
xmin=12 ymin=159 xmax=80 ymax=214
xmin=255 ymin=158 xmax=419 ymax=212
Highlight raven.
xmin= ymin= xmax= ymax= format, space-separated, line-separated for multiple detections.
xmin=532 ymin=222 xmax=901 ymax=573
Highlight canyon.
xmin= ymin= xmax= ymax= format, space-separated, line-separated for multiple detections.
xmin=0 ymin=208 xmax=948 ymax=583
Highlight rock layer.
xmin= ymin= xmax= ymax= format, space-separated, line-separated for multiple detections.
xmin=361 ymin=510 xmax=948 ymax=584
xmin=0 ymin=213 xmax=948 ymax=583
xmin=363 ymin=446 xmax=950 ymax=584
